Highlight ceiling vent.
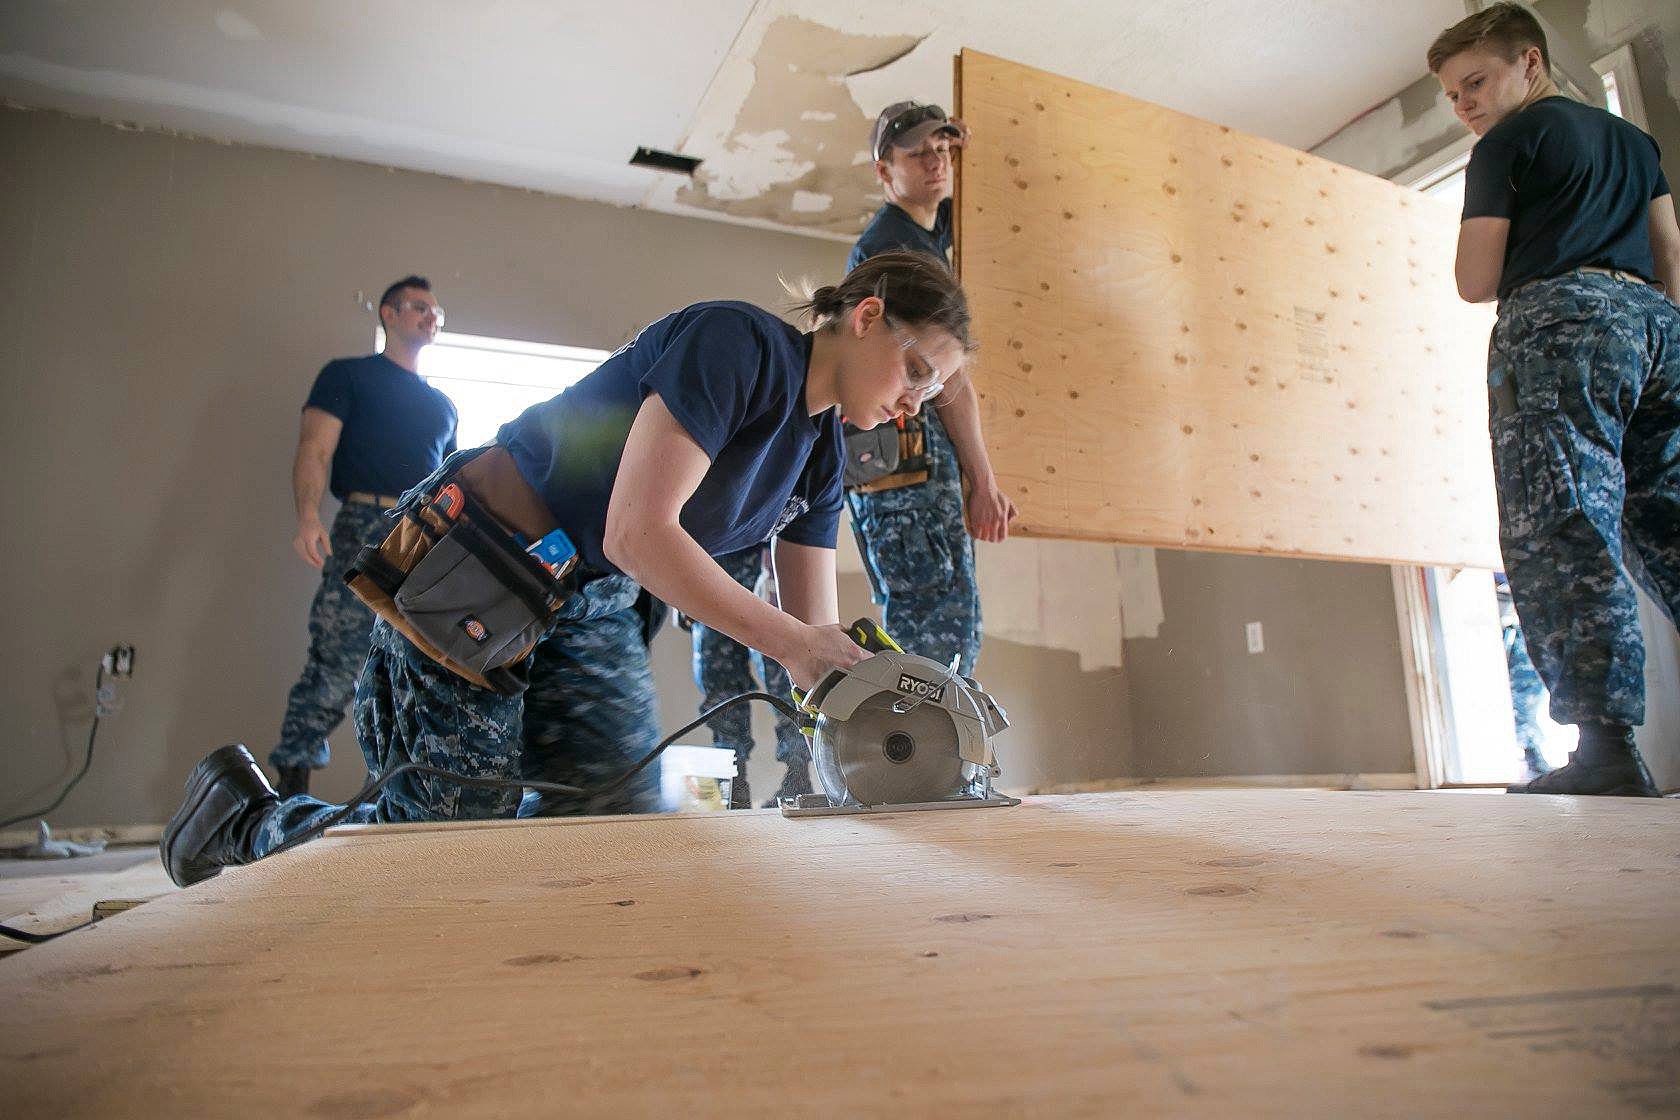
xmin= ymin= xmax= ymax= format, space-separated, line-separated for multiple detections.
xmin=630 ymin=146 xmax=702 ymax=176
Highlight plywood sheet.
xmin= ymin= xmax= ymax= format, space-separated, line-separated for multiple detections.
xmin=956 ymin=51 xmax=1501 ymax=568
xmin=4 ymin=791 xmax=1678 ymax=1117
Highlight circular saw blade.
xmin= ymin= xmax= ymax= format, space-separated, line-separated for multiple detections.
xmin=812 ymin=688 xmax=968 ymax=807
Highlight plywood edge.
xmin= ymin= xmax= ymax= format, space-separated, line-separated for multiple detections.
xmin=1009 ymin=523 xmax=1500 ymax=571
xmin=322 ymin=807 xmax=744 ymax=841
xmin=951 ymin=48 xmax=964 ymax=280
xmin=958 ymin=49 xmax=1461 ymax=221
xmin=1009 ymin=772 xmax=1419 ymax=795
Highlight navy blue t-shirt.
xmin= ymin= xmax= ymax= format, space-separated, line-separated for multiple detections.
xmin=1463 ymin=96 xmax=1671 ymax=300
xmin=498 ymin=302 xmax=844 ymax=575
xmin=304 ymin=354 xmax=458 ymax=501
xmin=848 ymin=198 xmax=953 ymax=271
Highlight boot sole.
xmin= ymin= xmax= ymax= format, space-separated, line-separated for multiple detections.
xmin=161 ymin=745 xmax=253 ymax=887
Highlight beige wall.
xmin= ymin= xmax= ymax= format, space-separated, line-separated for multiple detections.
xmin=1122 ymin=551 xmax=1414 ymax=779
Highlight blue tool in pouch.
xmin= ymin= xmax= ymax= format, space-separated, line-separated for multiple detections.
xmin=527 ymin=526 xmax=578 ymax=578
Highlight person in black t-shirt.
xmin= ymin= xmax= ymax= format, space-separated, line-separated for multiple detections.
xmin=1430 ymin=4 xmax=1680 ymax=796
xmin=268 ymin=275 xmax=458 ymax=798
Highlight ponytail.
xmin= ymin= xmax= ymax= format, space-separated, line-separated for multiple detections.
xmin=785 ymin=251 xmax=975 ymax=352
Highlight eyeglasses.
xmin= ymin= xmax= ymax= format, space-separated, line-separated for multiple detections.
xmin=393 ymin=299 xmax=445 ymax=325
xmin=890 ymin=322 xmax=947 ymax=401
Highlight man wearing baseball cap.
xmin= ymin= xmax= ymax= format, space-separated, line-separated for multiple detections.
xmin=844 ymin=100 xmax=1017 ymax=678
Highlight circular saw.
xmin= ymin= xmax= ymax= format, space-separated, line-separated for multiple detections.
xmin=780 ymin=621 xmax=1019 ymax=818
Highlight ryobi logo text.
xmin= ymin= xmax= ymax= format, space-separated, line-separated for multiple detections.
xmin=896 ymin=674 xmax=945 ymax=703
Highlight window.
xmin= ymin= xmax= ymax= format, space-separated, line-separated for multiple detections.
xmin=375 ymin=329 xmax=610 ymax=449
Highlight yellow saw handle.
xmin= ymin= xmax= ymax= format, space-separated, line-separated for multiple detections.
xmin=846 ymin=617 xmax=902 ymax=654
xmin=790 ymin=617 xmax=901 ymax=735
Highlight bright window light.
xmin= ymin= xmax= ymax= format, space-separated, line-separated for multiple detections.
xmin=1602 ymin=69 xmax=1624 ymax=118
xmin=416 ymin=332 xmax=609 ymax=449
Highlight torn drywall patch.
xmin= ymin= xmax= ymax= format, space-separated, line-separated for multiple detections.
xmin=673 ymin=16 xmax=922 ymax=234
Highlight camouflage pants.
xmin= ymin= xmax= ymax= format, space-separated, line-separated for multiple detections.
xmin=1489 ymin=271 xmax=1680 ymax=726
xmin=254 ymin=573 xmax=660 ymax=857
xmin=846 ymin=407 xmax=983 ymax=674
xmin=268 ymin=501 xmax=391 ymax=771
xmin=1502 ymin=620 xmax=1547 ymax=755
xmin=690 ymin=547 xmax=810 ymax=766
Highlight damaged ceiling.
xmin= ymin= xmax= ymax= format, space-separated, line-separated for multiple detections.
xmin=0 ymin=0 xmax=1472 ymax=241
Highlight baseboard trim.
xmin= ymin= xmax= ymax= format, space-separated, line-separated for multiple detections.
xmin=0 ymin=823 xmax=163 ymax=848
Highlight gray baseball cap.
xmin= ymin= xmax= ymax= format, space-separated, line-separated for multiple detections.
xmin=869 ymin=101 xmax=969 ymax=162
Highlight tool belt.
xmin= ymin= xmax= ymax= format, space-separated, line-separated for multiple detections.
xmin=842 ymin=416 xmax=930 ymax=493
xmin=344 ymin=446 xmax=575 ymax=695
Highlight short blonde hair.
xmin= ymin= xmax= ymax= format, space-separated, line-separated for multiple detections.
xmin=1427 ymin=3 xmax=1549 ymax=75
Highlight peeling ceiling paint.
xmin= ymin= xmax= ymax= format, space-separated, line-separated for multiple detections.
xmin=672 ymin=16 xmax=919 ymax=234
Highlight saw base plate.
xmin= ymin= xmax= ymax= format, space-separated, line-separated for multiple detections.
xmin=777 ymin=793 xmax=1022 ymax=819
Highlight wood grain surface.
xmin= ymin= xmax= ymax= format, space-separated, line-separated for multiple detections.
xmin=957 ymin=51 xmax=1501 ymax=568
xmin=3 ymin=791 xmax=1676 ymax=1117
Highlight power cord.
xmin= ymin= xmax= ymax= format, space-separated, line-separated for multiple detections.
xmin=266 ymin=690 xmax=805 ymax=856
xmin=0 ymin=663 xmax=117 ymax=833
xmin=2 ymin=690 xmax=808 ymax=946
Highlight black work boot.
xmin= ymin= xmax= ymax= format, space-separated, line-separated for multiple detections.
xmin=274 ymin=765 xmax=311 ymax=800
xmin=763 ymin=762 xmax=815 ymax=808
xmin=1506 ymin=724 xmax=1660 ymax=797
xmin=161 ymin=745 xmax=281 ymax=887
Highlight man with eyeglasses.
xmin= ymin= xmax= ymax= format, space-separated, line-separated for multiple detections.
xmin=844 ymin=101 xmax=1017 ymax=676
xmin=269 ymin=274 xmax=458 ymax=798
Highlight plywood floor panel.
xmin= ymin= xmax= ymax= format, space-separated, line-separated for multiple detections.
xmin=2 ymin=791 xmax=1676 ymax=1117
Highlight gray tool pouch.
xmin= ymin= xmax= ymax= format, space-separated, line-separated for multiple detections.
xmin=393 ymin=517 xmax=557 ymax=681
xmin=842 ymin=423 xmax=902 ymax=488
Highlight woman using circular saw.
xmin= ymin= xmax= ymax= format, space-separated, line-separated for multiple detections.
xmin=161 ymin=250 xmax=975 ymax=886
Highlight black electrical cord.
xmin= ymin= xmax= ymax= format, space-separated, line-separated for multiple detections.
xmin=0 ymin=921 xmax=76 ymax=944
xmin=2 ymin=690 xmax=811 ymax=946
xmin=261 ymin=689 xmax=810 ymax=858
xmin=0 ymin=665 xmax=107 ymax=832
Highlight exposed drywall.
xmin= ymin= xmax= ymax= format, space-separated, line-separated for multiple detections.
xmin=977 ymin=540 xmax=1165 ymax=671
xmin=671 ymin=17 xmax=920 ymax=234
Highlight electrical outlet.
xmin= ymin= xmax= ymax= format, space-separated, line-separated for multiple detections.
xmin=1245 ymin=622 xmax=1264 ymax=654
xmin=103 ymin=644 xmax=136 ymax=679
